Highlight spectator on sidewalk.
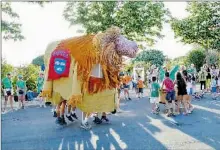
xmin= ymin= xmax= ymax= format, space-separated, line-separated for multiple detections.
xmin=16 ymin=75 xmax=27 ymax=109
xmin=1 ymin=73 xmax=14 ymax=112
xmin=198 ymin=67 xmax=207 ymax=91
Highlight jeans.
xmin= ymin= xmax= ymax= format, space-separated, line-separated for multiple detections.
xmin=27 ymin=91 xmax=34 ymax=101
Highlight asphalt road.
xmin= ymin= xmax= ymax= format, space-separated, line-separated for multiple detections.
xmin=2 ymin=91 xmax=220 ymax=150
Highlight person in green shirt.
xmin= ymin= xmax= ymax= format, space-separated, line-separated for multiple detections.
xmin=16 ymin=75 xmax=26 ymax=109
xmin=37 ymin=72 xmax=44 ymax=94
xmin=1 ymin=72 xmax=14 ymax=112
xmin=187 ymin=64 xmax=197 ymax=76
xmin=150 ymin=76 xmax=160 ymax=114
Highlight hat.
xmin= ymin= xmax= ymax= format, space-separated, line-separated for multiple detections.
xmin=18 ymin=75 xmax=23 ymax=79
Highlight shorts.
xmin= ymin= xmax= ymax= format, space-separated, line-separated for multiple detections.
xmin=212 ymin=87 xmax=217 ymax=93
xmin=166 ymin=90 xmax=175 ymax=103
xmin=123 ymin=84 xmax=129 ymax=89
xmin=187 ymin=88 xmax=193 ymax=95
xmin=17 ymin=90 xmax=26 ymax=96
xmin=150 ymin=97 xmax=159 ymax=104
xmin=138 ymin=88 xmax=143 ymax=93
xmin=3 ymin=88 xmax=13 ymax=97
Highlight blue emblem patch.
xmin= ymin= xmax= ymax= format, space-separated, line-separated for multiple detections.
xmin=54 ymin=58 xmax=67 ymax=75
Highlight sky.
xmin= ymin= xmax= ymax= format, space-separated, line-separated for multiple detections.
xmin=2 ymin=2 xmax=192 ymax=67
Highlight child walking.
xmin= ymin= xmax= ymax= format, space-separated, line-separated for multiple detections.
xmin=38 ymin=90 xmax=46 ymax=108
xmin=137 ymin=76 xmax=144 ymax=98
xmin=162 ymin=72 xmax=175 ymax=117
xmin=150 ymin=77 xmax=160 ymax=114
xmin=211 ymin=76 xmax=217 ymax=100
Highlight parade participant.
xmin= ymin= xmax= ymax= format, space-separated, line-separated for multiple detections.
xmin=211 ymin=76 xmax=217 ymax=100
xmin=175 ymin=72 xmax=189 ymax=115
xmin=37 ymin=71 xmax=44 ymax=94
xmin=55 ymin=98 xmax=67 ymax=125
xmin=204 ymin=64 xmax=211 ymax=92
xmin=122 ymin=73 xmax=132 ymax=100
xmin=66 ymin=105 xmax=78 ymax=122
xmin=116 ymin=81 xmax=123 ymax=113
xmin=16 ymin=75 xmax=26 ymax=109
xmin=41 ymin=26 xmax=139 ymax=129
xmin=132 ymin=77 xmax=138 ymax=97
xmin=162 ymin=72 xmax=175 ymax=117
xmin=198 ymin=67 xmax=207 ymax=91
xmin=137 ymin=76 xmax=144 ymax=98
xmin=150 ymin=77 xmax=160 ymax=114
xmin=185 ymin=75 xmax=194 ymax=113
xmin=2 ymin=73 xmax=14 ymax=112
xmin=188 ymin=64 xmax=197 ymax=77
xmin=37 ymin=90 xmax=46 ymax=108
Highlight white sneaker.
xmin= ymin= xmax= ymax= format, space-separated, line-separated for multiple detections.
xmin=117 ymin=109 xmax=123 ymax=113
xmin=190 ymin=107 xmax=194 ymax=112
xmin=80 ymin=122 xmax=91 ymax=130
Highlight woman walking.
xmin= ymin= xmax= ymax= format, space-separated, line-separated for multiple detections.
xmin=16 ymin=75 xmax=27 ymax=109
xmin=175 ymin=72 xmax=189 ymax=115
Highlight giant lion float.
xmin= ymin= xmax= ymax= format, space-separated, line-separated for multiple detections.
xmin=41 ymin=27 xmax=139 ymax=127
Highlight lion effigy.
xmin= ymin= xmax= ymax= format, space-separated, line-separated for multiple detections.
xmin=41 ymin=26 xmax=138 ymax=128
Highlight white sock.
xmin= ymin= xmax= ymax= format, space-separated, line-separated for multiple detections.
xmin=83 ymin=118 xmax=88 ymax=124
xmin=71 ymin=110 xmax=76 ymax=114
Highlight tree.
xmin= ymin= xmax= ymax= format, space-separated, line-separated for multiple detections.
xmin=1 ymin=2 xmax=50 ymax=41
xmin=1 ymin=58 xmax=14 ymax=79
xmin=32 ymin=55 xmax=44 ymax=66
xmin=133 ymin=49 xmax=165 ymax=66
xmin=206 ymin=50 xmax=220 ymax=65
xmin=1 ymin=2 xmax=24 ymax=41
xmin=171 ymin=2 xmax=220 ymax=51
xmin=12 ymin=64 xmax=39 ymax=92
xmin=187 ymin=48 xmax=206 ymax=71
xmin=63 ymin=2 xmax=169 ymax=45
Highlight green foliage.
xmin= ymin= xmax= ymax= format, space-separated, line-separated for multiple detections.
xmin=206 ymin=50 xmax=220 ymax=65
xmin=1 ymin=58 xmax=14 ymax=79
xmin=171 ymin=2 xmax=220 ymax=51
xmin=187 ymin=48 xmax=206 ymax=71
xmin=1 ymin=2 xmax=50 ymax=41
xmin=63 ymin=1 xmax=169 ymax=45
xmin=12 ymin=64 xmax=39 ymax=92
xmin=32 ymin=55 xmax=44 ymax=66
xmin=1 ymin=2 xmax=24 ymax=41
xmin=133 ymin=49 xmax=165 ymax=66
xmin=171 ymin=56 xmax=188 ymax=67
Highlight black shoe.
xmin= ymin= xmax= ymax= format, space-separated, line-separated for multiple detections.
xmin=128 ymin=97 xmax=132 ymax=100
xmin=61 ymin=116 xmax=67 ymax=125
xmin=55 ymin=117 xmax=62 ymax=125
xmin=71 ymin=113 xmax=78 ymax=120
xmin=101 ymin=116 xmax=109 ymax=122
xmin=66 ymin=114 xmax=74 ymax=122
xmin=53 ymin=111 xmax=57 ymax=117
xmin=156 ymin=107 xmax=160 ymax=113
xmin=111 ymin=109 xmax=117 ymax=114
xmin=93 ymin=116 xmax=102 ymax=124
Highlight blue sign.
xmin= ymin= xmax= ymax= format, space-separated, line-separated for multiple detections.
xmin=54 ymin=58 xmax=67 ymax=75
